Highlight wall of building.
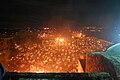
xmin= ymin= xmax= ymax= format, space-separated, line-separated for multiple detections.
xmin=86 ymin=54 xmax=117 ymax=80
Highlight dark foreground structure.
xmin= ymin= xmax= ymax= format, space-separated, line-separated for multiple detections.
xmin=1 ymin=43 xmax=120 ymax=80
xmin=86 ymin=43 xmax=120 ymax=80
xmin=3 ymin=72 xmax=113 ymax=80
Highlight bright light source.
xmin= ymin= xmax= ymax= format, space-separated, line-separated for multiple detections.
xmin=59 ymin=38 xmax=64 ymax=42
xmin=118 ymin=34 xmax=120 ymax=36
xmin=56 ymin=38 xmax=59 ymax=41
xmin=55 ymin=37 xmax=65 ymax=45
xmin=78 ymin=33 xmax=82 ymax=37
xmin=56 ymin=37 xmax=64 ymax=42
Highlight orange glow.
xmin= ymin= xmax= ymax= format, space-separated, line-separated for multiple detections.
xmin=56 ymin=37 xmax=65 ymax=42
xmin=59 ymin=38 xmax=64 ymax=42
xmin=0 ymin=27 xmax=112 ymax=73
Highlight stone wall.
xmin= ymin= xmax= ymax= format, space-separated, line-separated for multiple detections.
xmin=86 ymin=54 xmax=117 ymax=80
xmin=3 ymin=72 xmax=113 ymax=80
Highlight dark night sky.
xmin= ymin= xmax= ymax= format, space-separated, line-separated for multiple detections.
xmin=0 ymin=0 xmax=120 ymax=28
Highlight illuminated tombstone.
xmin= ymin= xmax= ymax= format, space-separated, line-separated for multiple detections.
xmin=86 ymin=43 xmax=120 ymax=80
